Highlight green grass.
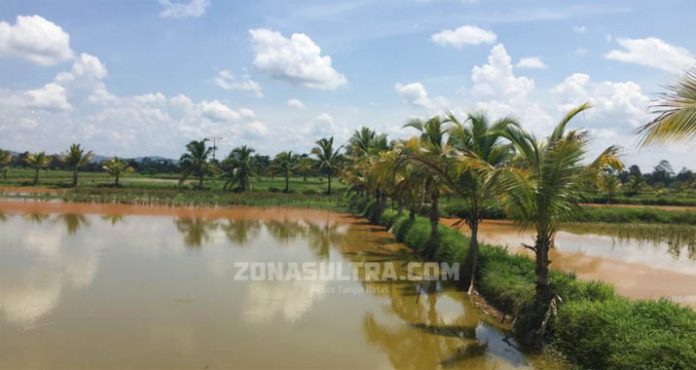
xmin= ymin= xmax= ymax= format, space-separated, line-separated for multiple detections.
xmin=443 ymin=199 xmax=696 ymax=225
xmin=0 ymin=169 xmax=348 ymax=209
xmin=352 ymin=202 xmax=696 ymax=370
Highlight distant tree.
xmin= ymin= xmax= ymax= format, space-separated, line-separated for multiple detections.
xmin=179 ymin=139 xmax=216 ymax=189
xmin=222 ymin=146 xmax=256 ymax=192
xmin=598 ymin=170 xmax=622 ymax=203
xmin=24 ymin=152 xmax=50 ymax=185
xmin=103 ymin=157 xmax=134 ymax=186
xmin=62 ymin=144 xmax=94 ymax=187
xmin=648 ymin=159 xmax=675 ymax=186
xmin=295 ymin=155 xmax=314 ymax=182
xmin=0 ymin=149 xmax=12 ymax=178
xmin=270 ymin=151 xmax=298 ymax=193
xmin=311 ymin=137 xmax=343 ymax=194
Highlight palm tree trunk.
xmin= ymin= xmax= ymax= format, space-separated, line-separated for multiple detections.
xmin=327 ymin=174 xmax=332 ymax=194
xmin=72 ymin=169 xmax=78 ymax=187
xmin=284 ymin=174 xmax=289 ymax=193
xmin=33 ymin=167 xmax=39 ymax=185
xmin=425 ymin=188 xmax=439 ymax=259
xmin=463 ymin=218 xmax=479 ymax=293
xmin=534 ymin=231 xmax=552 ymax=299
xmin=115 ymin=174 xmax=120 ymax=186
xmin=198 ymin=174 xmax=203 ymax=189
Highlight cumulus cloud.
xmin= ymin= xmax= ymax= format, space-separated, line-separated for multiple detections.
xmin=0 ymin=52 xmax=269 ymax=156
xmin=0 ymin=15 xmax=74 ymax=65
xmin=249 ymin=28 xmax=347 ymax=90
xmin=158 ymin=0 xmax=210 ymax=19
xmin=23 ymin=83 xmax=72 ymax=112
xmin=469 ymin=44 xmax=551 ymax=132
xmin=214 ymin=70 xmax=263 ymax=97
xmin=552 ymin=73 xmax=649 ymax=129
xmin=431 ymin=25 xmax=496 ymax=48
xmin=604 ymin=37 xmax=696 ymax=72
xmin=515 ymin=57 xmax=547 ymax=69
xmin=575 ymin=48 xmax=588 ymax=56
xmin=573 ymin=25 xmax=587 ymax=33
xmin=395 ymin=82 xmax=448 ymax=111
xmin=287 ymin=99 xmax=306 ymax=109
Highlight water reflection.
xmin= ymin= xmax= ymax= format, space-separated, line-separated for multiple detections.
xmin=0 ymin=206 xmax=553 ymax=369
xmin=562 ymin=223 xmax=696 ymax=260
xmin=174 ymin=217 xmax=218 ymax=248
xmin=24 ymin=212 xmax=50 ymax=224
xmin=220 ymin=219 xmax=261 ymax=245
xmin=56 ymin=213 xmax=91 ymax=235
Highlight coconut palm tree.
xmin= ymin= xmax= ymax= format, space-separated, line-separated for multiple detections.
xmin=295 ymin=156 xmax=314 ymax=182
xmin=489 ymin=103 xmax=622 ymax=345
xmin=640 ymin=69 xmax=696 ymax=144
xmin=446 ymin=111 xmax=519 ymax=292
xmin=401 ymin=116 xmax=453 ymax=259
xmin=62 ymin=144 xmax=94 ymax=187
xmin=179 ymin=139 xmax=215 ymax=189
xmin=222 ymin=145 xmax=256 ymax=192
xmin=102 ymin=157 xmax=134 ymax=186
xmin=0 ymin=149 xmax=12 ymax=178
xmin=311 ymin=137 xmax=343 ymax=194
xmin=270 ymin=151 xmax=298 ymax=193
xmin=24 ymin=152 xmax=50 ymax=185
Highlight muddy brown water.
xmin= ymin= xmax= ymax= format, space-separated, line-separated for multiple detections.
xmin=443 ymin=219 xmax=696 ymax=307
xmin=0 ymin=199 xmax=564 ymax=370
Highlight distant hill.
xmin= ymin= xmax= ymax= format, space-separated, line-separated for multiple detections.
xmin=5 ymin=150 xmax=175 ymax=164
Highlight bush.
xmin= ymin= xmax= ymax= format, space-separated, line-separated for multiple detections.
xmin=379 ymin=209 xmax=399 ymax=229
xmin=554 ymin=298 xmax=696 ymax=369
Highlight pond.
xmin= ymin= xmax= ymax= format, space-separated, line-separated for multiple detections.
xmin=0 ymin=200 xmax=560 ymax=370
xmin=444 ymin=219 xmax=696 ymax=307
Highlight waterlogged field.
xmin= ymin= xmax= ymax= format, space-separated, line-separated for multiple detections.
xmin=444 ymin=219 xmax=696 ymax=307
xmin=0 ymin=200 xmax=562 ymax=370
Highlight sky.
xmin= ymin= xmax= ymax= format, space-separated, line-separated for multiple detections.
xmin=0 ymin=0 xmax=695 ymax=170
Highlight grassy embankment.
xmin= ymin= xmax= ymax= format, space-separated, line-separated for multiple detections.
xmin=350 ymin=197 xmax=696 ymax=370
xmin=4 ymin=169 xmax=696 ymax=224
xmin=0 ymin=169 xmax=347 ymax=209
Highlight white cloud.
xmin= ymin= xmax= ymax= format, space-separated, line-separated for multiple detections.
xmin=552 ymin=73 xmax=649 ymax=129
xmin=158 ymin=0 xmax=210 ymax=19
xmin=395 ymin=82 xmax=448 ymax=111
xmin=431 ymin=25 xmax=497 ymax=48
xmin=575 ymin=48 xmax=588 ymax=56
xmin=214 ymin=70 xmax=263 ymax=98
xmin=573 ymin=25 xmax=587 ymax=33
xmin=604 ymin=37 xmax=696 ymax=72
xmin=469 ymin=44 xmax=552 ymax=133
xmin=249 ymin=28 xmax=347 ymax=90
xmin=24 ymin=83 xmax=72 ymax=112
xmin=515 ymin=57 xmax=547 ymax=69
xmin=0 ymin=15 xmax=74 ymax=65
xmin=287 ymin=99 xmax=306 ymax=109
xmin=316 ymin=112 xmax=334 ymax=124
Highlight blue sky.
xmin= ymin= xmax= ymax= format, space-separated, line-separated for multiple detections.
xmin=1 ymin=0 xmax=695 ymax=170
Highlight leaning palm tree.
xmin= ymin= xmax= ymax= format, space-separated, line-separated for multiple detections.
xmin=102 ymin=157 xmax=134 ymax=186
xmin=0 ymin=149 xmax=12 ymax=178
xmin=447 ymin=111 xmax=518 ymax=292
xmin=402 ymin=116 xmax=453 ymax=259
xmin=24 ymin=152 xmax=51 ymax=185
xmin=270 ymin=151 xmax=297 ymax=193
xmin=489 ymin=103 xmax=622 ymax=346
xmin=640 ymin=68 xmax=696 ymax=144
xmin=295 ymin=156 xmax=314 ymax=182
xmin=311 ymin=137 xmax=343 ymax=194
xmin=62 ymin=144 xmax=94 ymax=187
xmin=179 ymin=139 xmax=215 ymax=189
xmin=222 ymin=145 xmax=256 ymax=192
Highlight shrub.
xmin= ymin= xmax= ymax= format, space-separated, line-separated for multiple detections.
xmin=554 ymin=298 xmax=696 ymax=369
xmin=379 ymin=209 xmax=399 ymax=229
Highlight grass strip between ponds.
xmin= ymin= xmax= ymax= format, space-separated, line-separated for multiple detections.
xmin=351 ymin=198 xmax=696 ymax=370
